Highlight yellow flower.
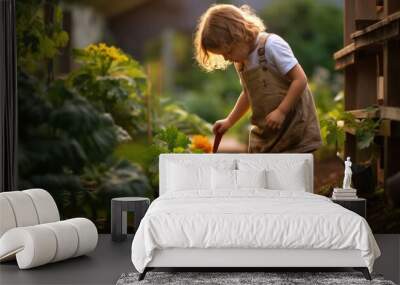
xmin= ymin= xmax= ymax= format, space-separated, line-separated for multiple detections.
xmin=190 ymin=135 xmax=212 ymax=153
xmin=84 ymin=44 xmax=97 ymax=53
xmin=98 ymin=43 xmax=108 ymax=52
xmin=107 ymin=46 xmax=128 ymax=62
xmin=83 ymin=43 xmax=129 ymax=63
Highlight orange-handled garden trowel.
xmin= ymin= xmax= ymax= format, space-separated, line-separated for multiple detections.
xmin=212 ymin=132 xmax=223 ymax=153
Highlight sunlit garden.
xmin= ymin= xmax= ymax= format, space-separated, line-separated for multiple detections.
xmin=17 ymin=0 xmax=400 ymax=233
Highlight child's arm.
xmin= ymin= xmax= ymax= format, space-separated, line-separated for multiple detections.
xmin=213 ymin=89 xmax=250 ymax=135
xmin=265 ymin=64 xmax=307 ymax=130
xmin=227 ymin=89 xmax=250 ymax=125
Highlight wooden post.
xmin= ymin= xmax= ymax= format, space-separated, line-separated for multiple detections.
xmin=343 ymin=1 xmax=356 ymax=160
xmin=384 ymin=40 xmax=400 ymax=107
xmin=384 ymin=0 xmax=400 ymax=16
xmin=383 ymin=39 xmax=400 ymax=183
xmin=344 ymin=64 xmax=357 ymax=161
xmin=355 ymin=54 xmax=377 ymax=108
xmin=343 ymin=0 xmax=379 ymax=164
xmin=376 ymin=53 xmax=384 ymax=104
xmin=344 ymin=0 xmax=356 ymax=45
xmin=355 ymin=0 xmax=378 ymax=20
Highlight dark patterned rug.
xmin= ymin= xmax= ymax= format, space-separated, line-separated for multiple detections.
xmin=116 ymin=271 xmax=396 ymax=285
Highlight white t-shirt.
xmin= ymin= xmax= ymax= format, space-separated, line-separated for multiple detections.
xmin=243 ymin=32 xmax=298 ymax=76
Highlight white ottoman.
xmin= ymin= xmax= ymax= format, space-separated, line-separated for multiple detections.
xmin=0 ymin=189 xmax=98 ymax=269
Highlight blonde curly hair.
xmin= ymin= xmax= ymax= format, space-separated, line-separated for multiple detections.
xmin=194 ymin=4 xmax=266 ymax=72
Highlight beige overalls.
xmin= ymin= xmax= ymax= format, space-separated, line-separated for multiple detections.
xmin=236 ymin=33 xmax=322 ymax=153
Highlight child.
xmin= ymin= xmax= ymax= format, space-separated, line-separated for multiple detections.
xmin=194 ymin=4 xmax=322 ymax=153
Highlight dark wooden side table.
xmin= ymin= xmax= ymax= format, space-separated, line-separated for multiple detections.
xmin=331 ymin=198 xmax=366 ymax=218
xmin=111 ymin=197 xmax=150 ymax=242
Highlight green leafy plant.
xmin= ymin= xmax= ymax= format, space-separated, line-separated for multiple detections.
xmin=70 ymin=42 xmax=213 ymax=142
xmin=16 ymin=0 xmax=69 ymax=73
xmin=157 ymin=103 xmax=213 ymax=136
xmin=69 ymin=43 xmax=148 ymax=137
xmin=153 ymin=125 xmax=191 ymax=153
xmin=17 ymin=1 xmax=152 ymax=232
xmin=141 ymin=126 xmax=212 ymax=191
xmin=320 ymin=105 xmax=381 ymax=152
xmin=313 ymin=71 xmax=380 ymax=153
xmin=352 ymin=107 xmax=381 ymax=150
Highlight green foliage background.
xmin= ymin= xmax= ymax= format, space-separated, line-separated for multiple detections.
xmin=261 ymin=0 xmax=343 ymax=76
xmin=16 ymin=1 xmax=150 ymax=232
xmin=16 ymin=0 xmax=213 ymax=232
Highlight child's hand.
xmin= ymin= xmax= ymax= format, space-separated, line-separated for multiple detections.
xmin=213 ymin=118 xmax=232 ymax=135
xmin=265 ymin=108 xmax=286 ymax=130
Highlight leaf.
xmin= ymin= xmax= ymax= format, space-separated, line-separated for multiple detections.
xmin=191 ymin=148 xmax=204 ymax=154
xmin=357 ymin=134 xmax=375 ymax=149
xmin=155 ymin=126 xmax=190 ymax=151
xmin=172 ymin=147 xmax=186 ymax=153
xmin=159 ymin=103 xmax=213 ymax=135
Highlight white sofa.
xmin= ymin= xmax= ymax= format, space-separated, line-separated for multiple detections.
xmin=0 ymin=188 xmax=98 ymax=269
